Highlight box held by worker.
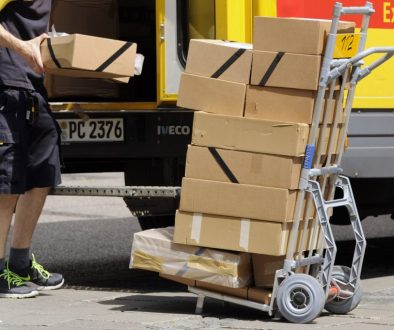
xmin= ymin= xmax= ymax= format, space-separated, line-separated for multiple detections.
xmin=41 ymin=34 xmax=137 ymax=79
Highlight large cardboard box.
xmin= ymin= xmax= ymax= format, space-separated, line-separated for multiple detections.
xmin=245 ymin=86 xmax=344 ymax=125
xmin=51 ymin=0 xmax=119 ymax=38
xmin=250 ymin=51 xmax=321 ymax=90
xmin=252 ymin=255 xmax=285 ymax=287
xmin=130 ymin=227 xmax=252 ymax=288
xmin=192 ymin=112 xmax=309 ymax=157
xmin=177 ymin=74 xmax=246 ymax=116
xmin=253 ymin=17 xmax=355 ymax=55
xmin=179 ymin=178 xmax=297 ymax=222
xmin=173 ymin=211 xmax=314 ymax=256
xmin=41 ymin=34 xmax=137 ymax=79
xmin=185 ymin=145 xmax=301 ymax=189
xmin=186 ymin=39 xmax=252 ymax=84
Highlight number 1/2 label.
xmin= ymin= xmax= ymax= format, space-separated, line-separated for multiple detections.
xmin=333 ymin=33 xmax=360 ymax=58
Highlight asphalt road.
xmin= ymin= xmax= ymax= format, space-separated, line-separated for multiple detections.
xmin=6 ymin=172 xmax=394 ymax=289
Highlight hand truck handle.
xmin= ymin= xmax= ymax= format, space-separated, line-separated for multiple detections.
xmin=340 ymin=4 xmax=375 ymax=16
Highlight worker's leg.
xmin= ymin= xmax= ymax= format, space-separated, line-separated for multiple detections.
xmin=11 ymin=187 xmax=49 ymax=251
xmin=0 ymin=195 xmax=18 ymax=266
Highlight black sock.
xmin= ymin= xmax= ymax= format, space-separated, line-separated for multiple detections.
xmin=9 ymin=248 xmax=31 ymax=272
xmin=0 ymin=258 xmax=5 ymax=271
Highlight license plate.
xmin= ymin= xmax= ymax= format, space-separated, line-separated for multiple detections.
xmin=57 ymin=118 xmax=124 ymax=142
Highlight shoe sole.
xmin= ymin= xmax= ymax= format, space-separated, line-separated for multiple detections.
xmin=37 ymin=278 xmax=65 ymax=291
xmin=0 ymin=290 xmax=39 ymax=298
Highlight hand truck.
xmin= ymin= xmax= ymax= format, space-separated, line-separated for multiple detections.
xmin=188 ymin=2 xmax=394 ymax=323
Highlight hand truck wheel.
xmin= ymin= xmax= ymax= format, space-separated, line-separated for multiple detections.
xmin=325 ymin=265 xmax=362 ymax=315
xmin=276 ymin=274 xmax=325 ymax=324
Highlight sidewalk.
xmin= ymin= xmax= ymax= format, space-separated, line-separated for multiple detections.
xmin=1 ymin=275 xmax=394 ymax=329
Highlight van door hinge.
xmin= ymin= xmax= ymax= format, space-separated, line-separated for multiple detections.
xmin=160 ymin=22 xmax=165 ymax=41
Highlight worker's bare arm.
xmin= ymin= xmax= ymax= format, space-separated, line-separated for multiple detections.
xmin=0 ymin=24 xmax=47 ymax=74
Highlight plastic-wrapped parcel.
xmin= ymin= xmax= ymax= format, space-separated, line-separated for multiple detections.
xmin=130 ymin=227 xmax=252 ymax=288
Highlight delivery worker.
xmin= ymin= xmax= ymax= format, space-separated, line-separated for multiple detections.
xmin=0 ymin=0 xmax=64 ymax=298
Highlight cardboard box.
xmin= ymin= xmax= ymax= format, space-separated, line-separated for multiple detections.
xmin=245 ymin=86 xmax=316 ymax=124
xmin=185 ymin=145 xmax=302 ymax=189
xmin=174 ymin=211 xmax=314 ymax=256
xmin=51 ymin=0 xmax=119 ymax=38
xmin=248 ymin=287 xmax=272 ymax=305
xmin=161 ymin=273 xmax=272 ymax=305
xmin=192 ymin=112 xmax=309 ymax=157
xmin=130 ymin=227 xmax=252 ymax=288
xmin=250 ymin=51 xmax=321 ymax=90
xmin=179 ymin=178 xmax=297 ymax=222
xmin=252 ymin=255 xmax=285 ymax=287
xmin=245 ymin=86 xmax=344 ymax=125
xmin=41 ymin=34 xmax=137 ymax=79
xmin=185 ymin=39 xmax=252 ymax=84
xmin=45 ymin=75 xmax=120 ymax=99
xmin=160 ymin=274 xmax=249 ymax=300
xmin=253 ymin=17 xmax=355 ymax=55
xmin=177 ymin=74 xmax=246 ymax=116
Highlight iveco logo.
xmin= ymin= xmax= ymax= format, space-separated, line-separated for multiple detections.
xmin=157 ymin=125 xmax=191 ymax=136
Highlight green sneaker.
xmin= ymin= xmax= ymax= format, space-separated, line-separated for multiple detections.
xmin=27 ymin=255 xmax=64 ymax=291
xmin=0 ymin=264 xmax=39 ymax=298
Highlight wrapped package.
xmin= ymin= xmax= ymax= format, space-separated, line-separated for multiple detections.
xmin=130 ymin=227 xmax=251 ymax=288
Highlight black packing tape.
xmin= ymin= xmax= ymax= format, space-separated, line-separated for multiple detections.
xmin=47 ymin=38 xmax=62 ymax=69
xmin=211 ymin=48 xmax=247 ymax=79
xmin=258 ymin=51 xmax=285 ymax=86
xmin=208 ymin=147 xmax=239 ymax=184
xmin=96 ymin=42 xmax=133 ymax=72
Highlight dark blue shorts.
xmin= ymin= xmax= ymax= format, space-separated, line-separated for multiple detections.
xmin=0 ymin=88 xmax=62 ymax=194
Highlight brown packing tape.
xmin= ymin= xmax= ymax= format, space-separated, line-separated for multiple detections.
xmin=188 ymin=255 xmax=239 ymax=278
xmin=132 ymin=250 xmax=163 ymax=273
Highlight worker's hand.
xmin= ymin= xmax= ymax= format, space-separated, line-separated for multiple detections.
xmin=19 ymin=33 xmax=48 ymax=75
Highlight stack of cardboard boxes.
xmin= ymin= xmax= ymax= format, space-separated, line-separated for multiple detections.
xmin=174 ymin=17 xmax=355 ymax=287
xmin=130 ymin=16 xmax=355 ymax=299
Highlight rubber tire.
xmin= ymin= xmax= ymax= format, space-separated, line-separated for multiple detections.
xmin=277 ymin=274 xmax=325 ymax=324
xmin=137 ymin=215 xmax=175 ymax=231
xmin=325 ymin=265 xmax=362 ymax=315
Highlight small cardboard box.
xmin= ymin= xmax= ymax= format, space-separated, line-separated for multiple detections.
xmin=252 ymin=254 xmax=285 ymax=288
xmin=185 ymin=145 xmax=302 ymax=189
xmin=177 ymin=74 xmax=246 ymax=116
xmin=45 ymin=75 xmax=120 ymax=99
xmin=41 ymin=34 xmax=137 ymax=79
xmin=174 ymin=211 xmax=314 ymax=256
xmin=245 ymin=86 xmax=344 ymax=125
xmin=186 ymin=39 xmax=252 ymax=84
xmin=179 ymin=178 xmax=297 ymax=222
xmin=250 ymin=51 xmax=321 ymax=90
xmin=130 ymin=227 xmax=252 ymax=288
xmin=192 ymin=112 xmax=309 ymax=157
xmin=253 ymin=17 xmax=355 ymax=55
